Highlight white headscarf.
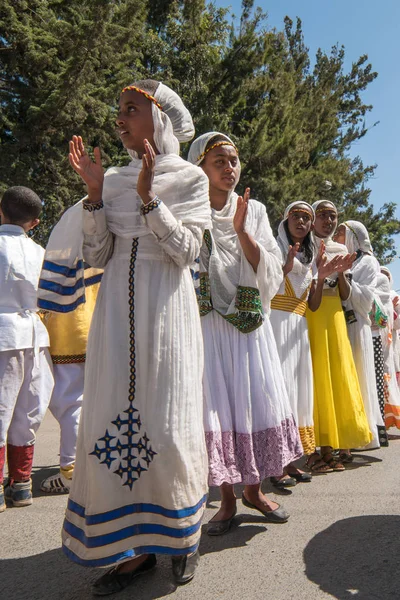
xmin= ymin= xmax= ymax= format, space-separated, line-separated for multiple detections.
xmin=277 ymin=201 xmax=315 ymax=272
xmin=380 ymin=266 xmax=392 ymax=283
xmin=311 ymin=200 xmax=348 ymax=286
xmin=311 ymin=200 xmax=346 ymax=253
xmin=187 ymin=132 xmax=237 ymax=166
xmin=343 ymin=220 xmax=373 ymax=255
xmin=127 ymin=82 xmax=195 ymax=158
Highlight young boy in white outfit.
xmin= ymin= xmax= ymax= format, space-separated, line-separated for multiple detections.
xmin=0 ymin=186 xmax=54 ymax=511
xmin=37 ymin=204 xmax=102 ymax=493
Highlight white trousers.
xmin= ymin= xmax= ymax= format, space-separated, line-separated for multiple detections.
xmin=48 ymin=363 xmax=84 ymax=467
xmin=0 ymin=348 xmax=54 ymax=447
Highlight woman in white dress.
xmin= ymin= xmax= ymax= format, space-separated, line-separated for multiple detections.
xmin=188 ymin=132 xmax=303 ymax=535
xmin=270 ymin=202 xmax=344 ymax=483
xmin=378 ymin=267 xmax=400 ymax=429
xmin=334 ymin=220 xmax=387 ymax=450
xmin=38 ymin=80 xmax=211 ymax=595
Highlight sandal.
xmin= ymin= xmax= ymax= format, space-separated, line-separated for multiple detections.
xmin=322 ymin=453 xmax=345 ymax=472
xmin=338 ymin=451 xmax=354 ymax=464
xmin=305 ymin=453 xmax=333 ymax=474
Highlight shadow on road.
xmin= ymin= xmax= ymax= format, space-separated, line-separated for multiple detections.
xmin=0 ymin=513 xmax=267 ymax=600
xmin=304 ymin=515 xmax=400 ymax=600
xmin=0 ymin=548 xmax=179 ymax=600
xmin=343 ymin=453 xmax=383 ymax=470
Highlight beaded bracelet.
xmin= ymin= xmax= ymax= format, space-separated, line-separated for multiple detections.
xmin=140 ymin=196 xmax=161 ymax=216
xmin=83 ymin=200 xmax=104 ymax=212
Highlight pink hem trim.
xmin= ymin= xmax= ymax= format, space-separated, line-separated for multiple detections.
xmin=205 ymin=417 xmax=303 ymax=486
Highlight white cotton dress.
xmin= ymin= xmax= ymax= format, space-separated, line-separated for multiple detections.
xmin=199 ymin=194 xmax=303 ymax=487
xmin=270 ymin=255 xmax=315 ymax=455
xmin=344 ymin=254 xmax=385 ymax=449
xmin=59 ymin=155 xmax=211 ymax=567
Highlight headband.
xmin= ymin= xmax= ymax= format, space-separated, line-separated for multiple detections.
xmin=196 ymin=141 xmax=238 ymax=164
xmin=316 ymin=205 xmax=337 ymax=215
xmin=121 ymin=85 xmax=163 ymax=111
xmin=287 ymin=207 xmax=313 ymax=218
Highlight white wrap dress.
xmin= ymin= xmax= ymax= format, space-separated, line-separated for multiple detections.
xmin=46 ymin=155 xmax=211 ymax=567
xmin=199 ymin=194 xmax=303 ymax=486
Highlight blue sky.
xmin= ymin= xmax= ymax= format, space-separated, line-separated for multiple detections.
xmin=216 ymin=0 xmax=400 ymax=288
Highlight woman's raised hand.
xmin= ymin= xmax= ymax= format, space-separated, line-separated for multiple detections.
xmin=233 ymin=188 xmax=250 ymax=234
xmin=317 ymin=254 xmax=341 ymax=281
xmin=69 ymin=136 xmax=104 ymax=202
xmin=336 ymin=252 xmax=357 ymax=273
xmin=137 ymin=139 xmax=156 ymax=204
xmin=283 ymin=243 xmax=300 ymax=275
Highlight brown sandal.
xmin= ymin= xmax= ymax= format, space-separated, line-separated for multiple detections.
xmin=322 ymin=453 xmax=345 ymax=472
xmin=305 ymin=453 xmax=333 ymax=474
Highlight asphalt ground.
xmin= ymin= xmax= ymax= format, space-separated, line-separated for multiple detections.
xmin=1 ymin=412 xmax=399 ymax=600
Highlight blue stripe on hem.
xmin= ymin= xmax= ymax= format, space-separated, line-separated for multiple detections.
xmin=85 ymin=273 xmax=103 ymax=287
xmin=39 ymin=277 xmax=84 ymax=296
xmin=37 ymin=296 xmax=85 ymax=313
xmin=62 ymin=540 xmax=199 ymax=568
xmin=42 ymin=259 xmax=84 ymax=278
xmin=63 ymin=516 xmax=202 ymax=548
xmin=67 ymin=494 xmax=207 ymax=525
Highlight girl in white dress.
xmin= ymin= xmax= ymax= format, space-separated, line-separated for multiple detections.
xmin=188 ymin=132 xmax=303 ymax=535
xmin=334 ymin=220 xmax=387 ymax=450
xmin=378 ymin=267 xmax=400 ymax=430
xmin=38 ymin=80 xmax=211 ymax=595
xmin=270 ymin=202 xmax=344 ymax=484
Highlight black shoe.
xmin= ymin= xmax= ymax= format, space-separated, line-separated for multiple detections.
xmin=207 ymin=507 xmax=237 ymax=536
xmin=171 ymin=549 xmax=200 ymax=584
xmin=270 ymin=476 xmax=297 ymax=488
xmin=92 ymin=554 xmax=157 ymax=596
xmin=286 ymin=471 xmax=312 ymax=483
xmin=241 ymin=493 xmax=289 ymax=523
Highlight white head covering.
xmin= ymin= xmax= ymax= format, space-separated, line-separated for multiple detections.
xmin=380 ymin=266 xmax=392 ymax=283
xmin=188 ymin=132 xmax=237 ymax=166
xmin=283 ymin=201 xmax=315 ymax=221
xmin=311 ymin=199 xmax=346 ymax=254
xmin=343 ymin=220 xmax=373 ymax=255
xmin=312 ymin=199 xmax=336 ymax=213
xmin=277 ymin=201 xmax=315 ymax=269
xmin=126 ymin=81 xmax=195 ymax=158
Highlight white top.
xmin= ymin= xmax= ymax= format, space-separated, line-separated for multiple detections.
xmin=0 ymin=224 xmax=49 ymax=351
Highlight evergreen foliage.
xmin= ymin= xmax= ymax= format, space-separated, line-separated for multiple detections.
xmin=0 ymin=0 xmax=397 ymax=261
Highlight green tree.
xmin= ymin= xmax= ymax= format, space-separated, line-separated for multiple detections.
xmin=1 ymin=0 xmax=397 ymax=262
xmin=0 ymin=0 xmax=146 ymax=244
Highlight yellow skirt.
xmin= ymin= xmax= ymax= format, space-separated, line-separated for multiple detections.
xmin=306 ymin=292 xmax=372 ymax=449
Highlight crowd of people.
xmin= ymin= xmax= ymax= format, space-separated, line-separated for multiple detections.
xmin=0 ymin=79 xmax=399 ymax=596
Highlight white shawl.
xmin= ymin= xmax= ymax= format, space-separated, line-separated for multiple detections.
xmin=199 ymin=192 xmax=283 ymax=319
xmin=38 ymin=155 xmax=211 ymax=312
xmin=345 ymin=254 xmax=379 ymax=323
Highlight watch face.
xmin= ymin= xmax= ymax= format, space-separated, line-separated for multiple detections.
xmin=344 ymin=309 xmax=357 ymax=324
xmin=325 ymin=277 xmax=338 ymax=288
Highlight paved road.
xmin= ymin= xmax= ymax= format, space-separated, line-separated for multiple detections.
xmin=1 ymin=412 xmax=399 ymax=600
